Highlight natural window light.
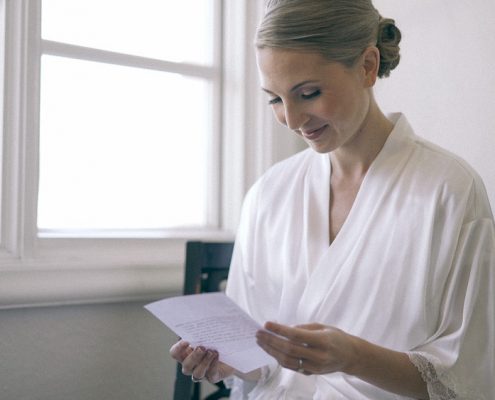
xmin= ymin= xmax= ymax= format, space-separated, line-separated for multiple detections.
xmin=38 ymin=0 xmax=217 ymax=233
xmin=41 ymin=0 xmax=213 ymax=65
xmin=1 ymin=0 xmax=277 ymax=307
xmin=38 ymin=56 xmax=210 ymax=230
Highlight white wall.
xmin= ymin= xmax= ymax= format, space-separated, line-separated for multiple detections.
xmin=373 ymin=0 xmax=495 ymax=209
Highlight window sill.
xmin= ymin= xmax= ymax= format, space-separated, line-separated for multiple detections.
xmin=37 ymin=227 xmax=234 ymax=239
xmin=0 ymin=229 xmax=235 ymax=309
xmin=0 ymin=264 xmax=183 ymax=310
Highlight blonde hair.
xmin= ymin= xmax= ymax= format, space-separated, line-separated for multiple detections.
xmin=256 ymin=0 xmax=401 ymax=78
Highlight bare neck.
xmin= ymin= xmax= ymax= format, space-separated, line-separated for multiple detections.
xmin=331 ymin=101 xmax=393 ymax=181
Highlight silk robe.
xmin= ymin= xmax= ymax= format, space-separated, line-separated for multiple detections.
xmin=225 ymin=114 xmax=495 ymax=399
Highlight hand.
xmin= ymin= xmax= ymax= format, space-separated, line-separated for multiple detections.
xmin=255 ymin=322 xmax=357 ymax=376
xmin=169 ymin=340 xmax=235 ymax=383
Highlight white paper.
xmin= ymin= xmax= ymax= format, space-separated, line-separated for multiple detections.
xmin=145 ymin=292 xmax=275 ymax=373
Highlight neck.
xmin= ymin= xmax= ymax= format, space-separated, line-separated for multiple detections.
xmin=330 ymin=100 xmax=393 ymax=180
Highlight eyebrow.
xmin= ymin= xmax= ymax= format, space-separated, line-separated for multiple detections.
xmin=261 ymin=80 xmax=319 ymax=95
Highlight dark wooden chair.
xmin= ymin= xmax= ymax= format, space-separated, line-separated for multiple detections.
xmin=173 ymin=241 xmax=234 ymax=400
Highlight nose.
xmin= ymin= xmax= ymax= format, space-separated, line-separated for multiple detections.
xmin=276 ymin=102 xmax=308 ymax=132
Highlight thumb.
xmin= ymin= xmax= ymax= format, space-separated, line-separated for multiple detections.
xmin=294 ymin=323 xmax=326 ymax=331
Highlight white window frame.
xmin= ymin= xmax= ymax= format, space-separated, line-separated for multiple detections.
xmin=0 ymin=0 xmax=302 ymax=309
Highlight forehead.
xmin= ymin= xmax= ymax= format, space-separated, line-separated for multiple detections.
xmin=256 ymin=47 xmax=348 ymax=92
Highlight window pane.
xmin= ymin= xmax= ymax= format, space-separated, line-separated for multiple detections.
xmin=41 ymin=0 xmax=214 ymax=65
xmin=38 ymin=55 xmax=211 ymax=230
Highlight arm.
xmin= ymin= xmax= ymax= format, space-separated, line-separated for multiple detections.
xmin=256 ymin=322 xmax=429 ymax=399
xmin=347 ymin=334 xmax=428 ymax=399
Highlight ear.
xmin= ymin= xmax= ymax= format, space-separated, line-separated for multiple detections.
xmin=361 ymin=46 xmax=380 ymax=88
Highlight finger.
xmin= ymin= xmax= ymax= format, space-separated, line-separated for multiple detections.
xmin=294 ymin=323 xmax=327 ymax=331
xmin=191 ymin=350 xmax=217 ymax=380
xmin=169 ymin=340 xmax=192 ymax=361
xmin=257 ymin=339 xmax=315 ymax=374
xmin=257 ymin=338 xmax=296 ymax=369
xmin=256 ymin=330 xmax=312 ymax=361
xmin=181 ymin=346 xmax=209 ymax=375
xmin=257 ymin=327 xmax=332 ymax=371
xmin=262 ymin=322 xmax=318 ymax=346
xmin=204 ymin=352 xmax=219 ymax=382
xmin=257 ymin=329 xmax=312 ymax=356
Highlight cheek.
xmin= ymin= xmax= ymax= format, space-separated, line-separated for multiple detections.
xmin=313 ymin=95 xmax=340 ymax=118
xmin=323 ymin=92 xmax=357 ymax=121
xmin=273 ymin=107 xmax=287 ymax=126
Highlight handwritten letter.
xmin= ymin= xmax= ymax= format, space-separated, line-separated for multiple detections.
xmin=145 ymin=293 xmax=274 ymax=373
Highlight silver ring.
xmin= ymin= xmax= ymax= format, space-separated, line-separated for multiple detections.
xmin=297 ymin=358 xmax=304 ymax=373
xmin=191 ymin=375 xmax=203 ymax=383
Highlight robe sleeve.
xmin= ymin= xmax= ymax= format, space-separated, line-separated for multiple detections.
xmin=225 ymin=182 xmax=259 ymax=319
xmin=408 ymin=216 xmax=495 ymax=400
xmin=225 ymin=181 xmax=281 ymax=398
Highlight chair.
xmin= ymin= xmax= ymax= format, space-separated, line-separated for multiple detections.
xmin=173 ymin=241 xmax=234 ymax=400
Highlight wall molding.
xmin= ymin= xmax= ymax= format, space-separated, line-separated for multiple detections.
xmin=0 ymin=265 xmax=183 ymax=309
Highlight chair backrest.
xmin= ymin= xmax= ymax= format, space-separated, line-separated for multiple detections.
xmin=183 ymin=241 xmax=234 ymax=295
xmin=173 ymin=241 xmax=234 ymax=400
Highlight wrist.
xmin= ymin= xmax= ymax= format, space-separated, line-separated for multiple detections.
xmin=341 ymin=334 xmax=367 ymax=376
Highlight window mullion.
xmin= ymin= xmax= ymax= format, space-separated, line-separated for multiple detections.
xmin=1 ymin=0 xmax=41 ymax=259
xmin=206 ymin=0 xmax=223 ymax=229
xmin=0 ymin=0 xmax=5 ymax=247
xmin=41 ymin=39 xmax=217 ymax=80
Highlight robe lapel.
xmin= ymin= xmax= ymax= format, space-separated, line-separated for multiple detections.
xmin=296 ymin=114 xmax=415 ymax=323
xmin=302 ymin=153 xmax=332 ymax=277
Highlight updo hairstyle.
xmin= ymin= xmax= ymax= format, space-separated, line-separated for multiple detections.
xmin=256 ymin=0 xmax=401 ymax=78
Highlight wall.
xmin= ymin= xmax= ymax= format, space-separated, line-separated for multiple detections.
xmin=0 ymin=299 xmax=206 ymax=400
xmin=373 ymin=0 xmax=495 ymax=209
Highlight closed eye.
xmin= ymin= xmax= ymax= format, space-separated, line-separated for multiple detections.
xmin=301 ymin=90 xmax=321 ymax=100
xmin=267 ymin=89 xmax=320 ymax=105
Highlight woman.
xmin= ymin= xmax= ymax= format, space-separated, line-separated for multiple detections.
xmin=171 ymin=0 xmax=495 ymax=398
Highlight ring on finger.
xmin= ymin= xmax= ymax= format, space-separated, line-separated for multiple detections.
xmin=297 ymin=358 xmax=305 ymax=373
xmin=191 ymin=374 xmax=204 ymax=383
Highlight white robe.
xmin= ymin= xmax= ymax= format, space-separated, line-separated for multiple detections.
xmin=225 ymin=114 xmax=495 ymax=400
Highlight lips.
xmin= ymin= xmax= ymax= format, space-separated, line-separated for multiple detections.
xmin=301 ymin=125 xmax=327 ymax=140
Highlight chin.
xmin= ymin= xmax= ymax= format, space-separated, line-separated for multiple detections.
xmin=307 ymin=141 xmax=336 ymax=154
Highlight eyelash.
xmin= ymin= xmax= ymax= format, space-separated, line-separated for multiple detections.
xmin=302 ymin=89 xmax=321 ymax=100
xmin=268 ymin=89 xmax=321 ymax=105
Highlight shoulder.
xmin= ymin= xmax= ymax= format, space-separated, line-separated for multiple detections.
xmin=263 ymin=147 xmax=315 ymax=181
xmin=240 ymin=147 xmax=317 ymax=218
xmin=401 ymin=121 xmax=492 ymax=220
xmin=391 ymin=114 xmax=479 ymax=185
xmin=248 ymin=147 xmax=315 ymax=196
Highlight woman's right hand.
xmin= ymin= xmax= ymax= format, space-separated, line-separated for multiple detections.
xmin=170 ymin=340 xmax=235 ymax=383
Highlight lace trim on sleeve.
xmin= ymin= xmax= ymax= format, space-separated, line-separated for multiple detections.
xmin=408 ymin=352 xmax=486 ymax=400
xmin=408 ymin=352 xmax=457 ymax=400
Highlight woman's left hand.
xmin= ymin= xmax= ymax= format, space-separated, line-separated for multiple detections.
xmin=255 ymin=322 xmax=358 ymax=376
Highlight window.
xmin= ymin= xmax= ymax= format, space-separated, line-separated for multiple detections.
xmin=0 ymin=0 xmax=301 ymax=308
xmin=39 ymin=0 xmax=220 ymax=233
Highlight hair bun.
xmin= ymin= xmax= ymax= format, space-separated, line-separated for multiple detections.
xmin=377 ymin=17 xmax=401 ymax=78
